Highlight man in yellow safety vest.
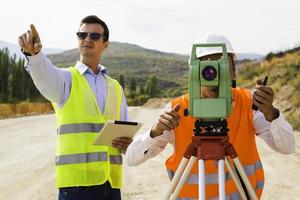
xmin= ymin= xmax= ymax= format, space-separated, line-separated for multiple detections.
xmin=18 ymin=15 xmax=132 ymax=200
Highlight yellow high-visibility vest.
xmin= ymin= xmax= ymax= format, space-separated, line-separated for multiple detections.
xmin=52 ymin=67 xmax=123 ymax=188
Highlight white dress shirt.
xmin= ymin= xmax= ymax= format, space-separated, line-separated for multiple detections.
xmin=24 ymin=51 xmax=128 ymax=120
xmin=125 ymin=102 xmax=295 ymax=166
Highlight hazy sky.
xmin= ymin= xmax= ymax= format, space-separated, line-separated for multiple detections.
xmin=1 ymin=0 xmax=299 ymax=55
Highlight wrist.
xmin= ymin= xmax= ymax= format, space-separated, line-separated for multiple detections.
xmin=264 ymin=107 xmax=279 ymax=122
xmin=21 ymin=48 xmax=40 ymax=56
xmin=150 ymin=127 xmax=162 ymax=138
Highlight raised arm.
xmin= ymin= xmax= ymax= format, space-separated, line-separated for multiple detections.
xmin=253 ymin=78 xmax=295 ymax=154
xmin=18 ymin=24 xmax=71 ymax=105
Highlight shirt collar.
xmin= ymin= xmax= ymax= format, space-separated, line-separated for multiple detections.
xmin=75 ymin=61 xmax=107 ymax=75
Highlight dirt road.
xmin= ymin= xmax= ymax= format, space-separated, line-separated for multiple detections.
xmin=0 ymin=107 xmax=299 ymax=200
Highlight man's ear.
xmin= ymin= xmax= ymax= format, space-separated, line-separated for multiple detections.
xmin=104 ymin=40 xmax=109 ymax=48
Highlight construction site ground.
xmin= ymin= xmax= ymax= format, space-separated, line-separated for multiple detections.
xmin=0 ymin=106 xmax=299 ymax=200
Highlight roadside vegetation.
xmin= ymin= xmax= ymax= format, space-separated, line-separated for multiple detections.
xmin=1 ymin=45 xmax=299 ymax=130
xmin=237 ymin=47 xmax=300 ymax=130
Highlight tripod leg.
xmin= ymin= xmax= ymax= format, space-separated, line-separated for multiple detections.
xmin=218 ymin=159 xmax=226 ymax=200
xmin=199 ymin=159 xmax=205 ymax=200
xmin=233 ymin=157 xmax=259 ymax=200
xmin=170 ymin=156 xmax=197 ymax=200
xmin=164 ymin=157 xmax=189 ymax=200
xmin=225 ymin=157 xmax=247 ymax=200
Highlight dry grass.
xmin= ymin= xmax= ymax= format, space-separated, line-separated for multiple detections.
xmin=0 ymin=102 xmax=54 ymax=119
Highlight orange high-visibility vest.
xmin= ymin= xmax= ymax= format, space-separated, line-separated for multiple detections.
xmin=167 ymin=88 xmax=264 ymax=199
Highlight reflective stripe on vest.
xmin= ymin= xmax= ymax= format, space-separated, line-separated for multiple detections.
xmin=58 ymin=123 xmax=105 ymax=134
xmin=56 ymin=152 xmax=108 ymax=165
xmin=167 ymin=160 xmax=263 ymax=185
xmin=256 ymin=180 xmax=264 ymax=189
xmin=177 ymin=191 xmax=241 ymax=200
xmin=210 ymin=191 xmax=241 ymax=200
xmin=56 ymin=152 xmax=122 ymax=165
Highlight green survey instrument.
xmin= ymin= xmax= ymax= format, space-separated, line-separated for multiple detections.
xmin=188 ymin=43 xmax=233 ymax=120
xmin=165 ymin=43 xmax=259 ymax=200
xmin=166 ymin=44 xmax=259 ymax=200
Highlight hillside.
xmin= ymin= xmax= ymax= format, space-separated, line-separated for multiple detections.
xmin=47 ymin=42 xmax=263 ymax=98
xmin=48 ymin=42 xmax=300 ymax=130
xmin=237 ymin=47 xmax=300 ymax=130
xmin=48 ymin=42 xmax=189 ymax=97
xmin=1 ymin=40 xmax=298 ymax=129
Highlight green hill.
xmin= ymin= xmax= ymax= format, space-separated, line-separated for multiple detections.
xmin=48 ymin=42 xmax=299 ymax=130
xmin=47 ymin=42 xmax=263 ymax=99
xmin=237 ymin=47 xmax=300 ymax=130
xmin=48 ymin=42 xmax=189 ymax=99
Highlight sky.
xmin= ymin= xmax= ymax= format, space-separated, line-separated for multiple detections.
xmin=1 ymin=0 xmax=299 ymax=55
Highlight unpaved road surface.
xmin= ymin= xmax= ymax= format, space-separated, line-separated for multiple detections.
xmin=0 ymin=107 xmax=299 ymax=200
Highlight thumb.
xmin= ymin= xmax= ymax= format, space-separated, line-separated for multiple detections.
xmin=256 ymin=78 xmax=263 ymax=86
xmin=173 ymin=104 xmax=181 ymax=112
xmin=33 ymin=42 xmax=42 ymax=53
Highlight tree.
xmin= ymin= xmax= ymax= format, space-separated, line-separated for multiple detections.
xmin=146 ymin=75 xmax=158 ymax=97
xmin=0 ymin=47 xmax=45 ymax=103
xmin=130 ymin=77 xmax=137 ymax=92
xmin=265 ymin=52 xmax=274 ymax=61
xmin=119 ymin=74 xmax=125 ymax=89
xmin=9 ymin=55 xmax=27 ymax=103
xmin=138 ymin=83 xmax=145 ymax=95
xmin=0 ymin=48 xmax=10 ymax=102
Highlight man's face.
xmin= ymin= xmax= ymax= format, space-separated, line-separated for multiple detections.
xmin=77 ymin=23 xmax=108 ymax=59
xmin=199 ymin=53 xmax=235 ymax=98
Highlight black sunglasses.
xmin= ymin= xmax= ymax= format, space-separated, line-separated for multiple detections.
xmin=76 ymin=32 xmax=104 ymax=41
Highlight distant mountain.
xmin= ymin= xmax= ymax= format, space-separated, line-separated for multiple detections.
xmin=48 ymin=42 xmax=189 ymax=96
xmin=0 ymin=39 xmax=264 ymax=61
xmin=236 ymin=53 xmax=264 ymax=61
xmin=0 ymin=39 xmax=265 ymax=97
xmin=0 ymin=40 xmax=64 ymax=58
xmin=47 ymin=42 xmax=265 ymax=96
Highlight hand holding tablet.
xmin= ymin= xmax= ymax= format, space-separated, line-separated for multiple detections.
xmin=93 ymin=120 xmax=143 ymax=146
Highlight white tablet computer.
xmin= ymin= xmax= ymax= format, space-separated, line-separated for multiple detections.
xmin=93 ymin=120 xmax=143 ymax=146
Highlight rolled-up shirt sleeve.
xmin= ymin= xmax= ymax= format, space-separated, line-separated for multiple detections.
xmin=125 ymin=103 xmax=174 ymax=166
xmin=254 ymin=110 xmax=295 ymax=154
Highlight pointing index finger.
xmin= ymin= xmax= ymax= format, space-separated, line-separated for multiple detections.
xmin=30 ymin=24 xmax=39 ymax=39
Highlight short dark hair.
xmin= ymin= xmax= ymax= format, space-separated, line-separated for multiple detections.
xmin=80 ymin=15 xmax=109 ymax=42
